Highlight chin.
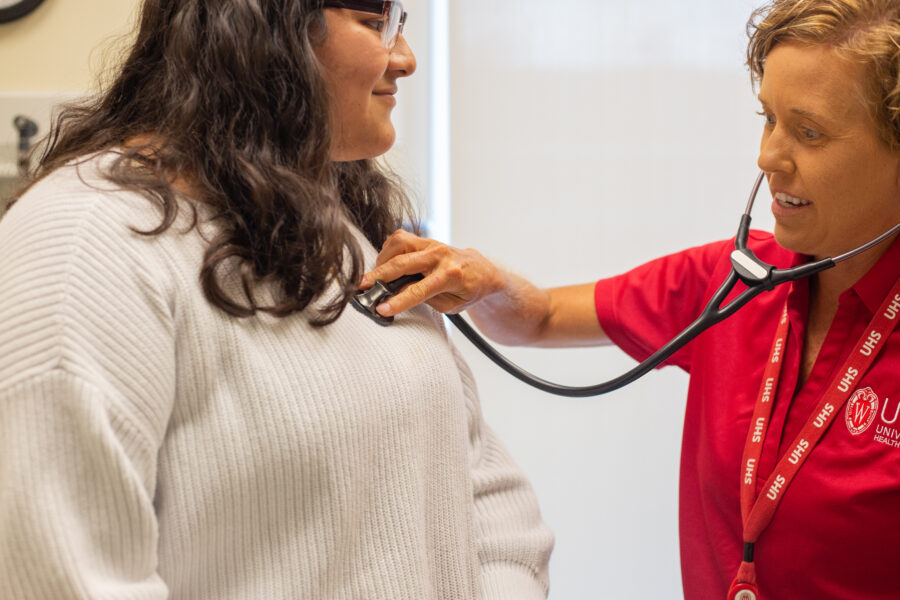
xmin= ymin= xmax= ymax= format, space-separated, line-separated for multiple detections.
xmin=372 ymin=129 xmax=396 ymax=157
xmin=369 ymin=138 xmax=395 ymax=159
xmin=334 ymin=131 xmax=396 ymax=162
xmin=773 ymin=227 xmax=811 ymax=256
xmin=774 ymin=227 xmax=835 ymax=259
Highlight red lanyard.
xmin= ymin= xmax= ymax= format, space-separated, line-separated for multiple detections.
xmin=728 ymin=279 xmax=900 ymax=600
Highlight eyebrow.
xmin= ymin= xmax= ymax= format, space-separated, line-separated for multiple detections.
xmin=757 ymin=96 xmax=829 ymax=124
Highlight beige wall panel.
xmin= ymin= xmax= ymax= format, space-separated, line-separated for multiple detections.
xmin=0 ymin=0 xmax=140 ymax=92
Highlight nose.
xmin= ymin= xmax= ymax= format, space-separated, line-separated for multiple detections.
xmin=389 ymin=34 xmax=416 ymax=77
xmin=757 ymin=125 xmax=794 ymax=176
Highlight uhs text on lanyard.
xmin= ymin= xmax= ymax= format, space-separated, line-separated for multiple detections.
xmin=728 ymin=277 xmax=900 ymax=600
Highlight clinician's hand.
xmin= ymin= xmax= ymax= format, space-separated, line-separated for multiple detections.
xmin=361 ymin=229 xmax=505 ymax=317
xmin=361 ymin=230 xmax=608 ymax=347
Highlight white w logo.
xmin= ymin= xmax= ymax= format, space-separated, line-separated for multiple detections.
xmin=852 ymin=403 xmax=871 ymax=426
xmin=846 ymin=387 xmax=879 ymax=435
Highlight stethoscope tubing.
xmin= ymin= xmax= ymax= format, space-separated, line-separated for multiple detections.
xmin=356 ymin=172 xmax=900 ymax=397
xmin=444 ymin=173 xmax=807 ymax=397
xmin=447 ymin=270 xmax=766 ymax=397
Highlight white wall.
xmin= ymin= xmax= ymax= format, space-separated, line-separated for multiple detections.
xmin=446 ymin=1 xmax=772 ymax=598
xmin=380 ymin=0 xmax=430 ymax=219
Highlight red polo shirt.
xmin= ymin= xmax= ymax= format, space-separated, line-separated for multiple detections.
xmin=595 ymin=230 xmax=900 ymax=600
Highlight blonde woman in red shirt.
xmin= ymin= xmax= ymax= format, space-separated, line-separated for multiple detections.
xmin=364 ymin=1 xmax=900 ymax=598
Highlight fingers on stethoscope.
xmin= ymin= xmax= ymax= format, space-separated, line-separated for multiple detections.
xmin=391 ymin=251 xmax=492 ymax=316
xmin=368 ymin=229 xmax=459 ymax=284
xmin=365 ymin=249 xmax=428 ymax=288
xmin=364 ymin=233 xmax=478 ymax=316
xmin=377 ymin=229 xmax=423 ymax=262
xmin=373 ymin=266 xmax=463 ymax=317
xmin=360 ymin=230 xmax=425 ymax=288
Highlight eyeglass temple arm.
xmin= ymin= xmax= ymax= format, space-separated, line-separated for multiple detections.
xmin=322 ymin=0 xmax=391 ymax=14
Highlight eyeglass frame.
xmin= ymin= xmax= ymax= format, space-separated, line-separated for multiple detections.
xmin=320 ymin=0 xmax=407 ymax=50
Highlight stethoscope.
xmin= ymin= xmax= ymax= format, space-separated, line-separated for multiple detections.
xmin=352 ymin=172 xmax=900 ymax=397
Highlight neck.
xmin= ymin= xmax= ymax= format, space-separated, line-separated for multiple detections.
xmin=810 ymin=235 xmax=896 ymax=307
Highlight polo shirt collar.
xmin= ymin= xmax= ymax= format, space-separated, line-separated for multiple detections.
xmin=783 ymin=235 xmax=900 ymax=321
xmin=847 ymin=235 xmax=900 ymax=315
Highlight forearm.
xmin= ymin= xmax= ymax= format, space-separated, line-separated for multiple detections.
xmin=463 ymin=268 xmax=544 ymax=345
xmin=469 ymin=277 xmax=610 ymax=348
xmin=363 ymin=230 xmax=610 ymax=347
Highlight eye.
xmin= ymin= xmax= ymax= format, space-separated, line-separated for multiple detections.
xmin=756 ymin=110 xmax=776 ymax=128
xmin=362 ymin=18 xmax=386 ymax=32
xmin=799 ymin=126 xmax=822 ymax=142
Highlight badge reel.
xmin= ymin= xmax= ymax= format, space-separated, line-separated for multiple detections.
xmin=728 ymin=580 xmax=759 ymax=600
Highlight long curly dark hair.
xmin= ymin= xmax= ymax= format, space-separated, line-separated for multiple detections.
xmin=24 ymin=0 xmax=415 ymax=325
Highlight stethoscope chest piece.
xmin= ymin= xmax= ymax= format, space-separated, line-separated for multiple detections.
xmin=351 ymin=273 xmax=425 ymax=326
xmin=351 ymin=280 xmax=395 ymax=326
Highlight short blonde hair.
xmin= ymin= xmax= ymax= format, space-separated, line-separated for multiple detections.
xmin=747 ymin=0 xmax=900 ymax=148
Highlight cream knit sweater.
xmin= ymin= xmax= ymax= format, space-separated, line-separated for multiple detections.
xmin=0 ymin=155 xmax=553 ymax=600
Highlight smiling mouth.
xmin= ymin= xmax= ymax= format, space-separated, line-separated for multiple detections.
xmin=775 ymin=191 xmax=811 ymax=207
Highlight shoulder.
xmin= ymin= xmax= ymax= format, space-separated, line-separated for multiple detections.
xmin=0 ymin=153 xmax=182 ymax=389
xmin=7 ymin=152 xmax=176 ymax=237
xmin=0 ymin=153 xmax=185 ymax=311
xmin=629 ymin=237 xmax=736 ymax=281
xmin=2 ymin=152 xmax=206 ymax=282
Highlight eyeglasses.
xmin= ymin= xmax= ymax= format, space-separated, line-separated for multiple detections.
xmin=321 ymin=0 xmax=407 ymax=50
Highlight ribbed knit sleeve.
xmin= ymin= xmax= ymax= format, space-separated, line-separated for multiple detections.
xmin=450 ymin=344 xmax=554 ymax=600
xmin=0 ymin=166 xmax=175 ymax=599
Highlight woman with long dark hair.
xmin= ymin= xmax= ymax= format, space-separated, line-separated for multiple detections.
xmin=0 ymin=2 xmax=553 ymax=598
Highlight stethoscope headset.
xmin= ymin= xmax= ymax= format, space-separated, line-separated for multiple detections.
xmin=352 ymin=172 xmax=900 ymax=397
